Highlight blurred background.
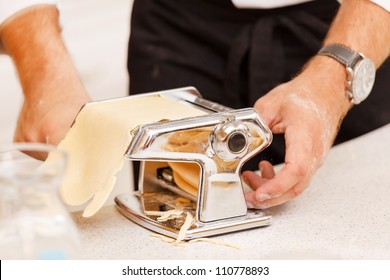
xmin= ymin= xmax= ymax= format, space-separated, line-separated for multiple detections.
xmin=0 ymin=0 xmax=134 ymax=206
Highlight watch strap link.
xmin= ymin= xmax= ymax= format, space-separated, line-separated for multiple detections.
xmin=318 ymin=44 xmax=361 ymax=68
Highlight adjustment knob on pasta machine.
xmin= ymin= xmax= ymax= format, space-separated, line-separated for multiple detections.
xmin=210 ymin=116 xmax=251 ymax=161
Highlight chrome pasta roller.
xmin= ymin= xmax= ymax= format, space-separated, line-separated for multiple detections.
xmin=115 ymin=87 xmax=273 ymax=240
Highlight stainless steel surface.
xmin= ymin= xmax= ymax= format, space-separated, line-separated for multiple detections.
xmin=115 ymin=192 xmax=271 ymax=240
xmin=115 ymin=87 xmax=272 ymax=239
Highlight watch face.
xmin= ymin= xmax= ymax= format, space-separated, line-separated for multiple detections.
xmin=352 ymin=58 xmax=376 ymax=104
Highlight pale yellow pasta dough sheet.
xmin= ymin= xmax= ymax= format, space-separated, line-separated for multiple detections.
xmin=168 ymin=162 xmax=200 ymax=190
xmin=172 ymin=169 xmax=198 ymax=197
xmin=54 ymin=95 xmax=206 ymax=217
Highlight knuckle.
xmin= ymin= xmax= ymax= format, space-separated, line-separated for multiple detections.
xmin=291 ymin=186 xmax=304 ymax=198
xmin=291 ymin=162 xmax=308 ymax=178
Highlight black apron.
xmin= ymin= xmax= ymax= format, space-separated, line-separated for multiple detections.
xmin=127 ymin=0 xmax=390 ymax=174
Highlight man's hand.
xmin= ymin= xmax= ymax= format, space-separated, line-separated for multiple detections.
xmin=14 ymin=90 xmax=90 ymax=145
xmin=243 ymin=56 xmax=351 ymax=209
xmin=242 ymin=0 xmax=390 ymax=209
xmin=0 ymin=5 xmax=91 ymax=145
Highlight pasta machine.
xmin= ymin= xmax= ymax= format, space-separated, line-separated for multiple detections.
xmin=115 ymin=87 xmax=273 ymax=240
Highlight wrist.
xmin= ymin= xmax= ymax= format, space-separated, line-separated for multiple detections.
xmin=301 ymin=55 xmax=352 ymax=114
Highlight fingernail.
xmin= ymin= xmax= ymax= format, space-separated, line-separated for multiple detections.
xmin=256 ymin=193 xmax=271 ymax=202
xmin=246 ymin=201 xmax=254 ymax=209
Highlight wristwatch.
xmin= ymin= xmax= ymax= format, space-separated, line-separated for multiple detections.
xmin=318 ymin=43 xmax=376 ymax=105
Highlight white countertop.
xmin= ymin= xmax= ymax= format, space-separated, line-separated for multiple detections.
xmin=73 ymin=124 xmax=390 ymax=260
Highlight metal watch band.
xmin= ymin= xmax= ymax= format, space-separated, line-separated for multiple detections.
xmin=318 ymin=44 xmax=361 ymax=68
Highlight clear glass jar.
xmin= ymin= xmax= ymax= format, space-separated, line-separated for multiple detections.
xmin=0 ymin=143 xmax=80 ymax=259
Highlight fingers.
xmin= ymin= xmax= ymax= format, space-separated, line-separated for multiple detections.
xmin=245 ymin=183 xmax=305 ymax=209
xmin=245 ymin=162 xmax=304 ymax=207
xmin=242 ymin=160 xmax=275 ymax=188
xmin=242 ymin=161 xmax=276 ymax=208
xmin=242 ymin=171 xmax=269 ymax=191
xmin=245 ymin=125 xmax=314 ymax=209
xmin=258 ymin=160 xmax=275 ymax=178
